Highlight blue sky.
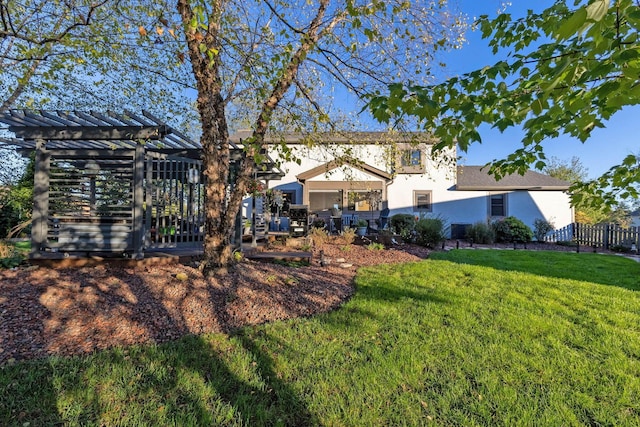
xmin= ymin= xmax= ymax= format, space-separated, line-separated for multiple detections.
xmin=444 ymin=0 xmax=639 ymax=179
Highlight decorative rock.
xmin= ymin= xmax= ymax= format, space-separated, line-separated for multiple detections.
xmin=340 ymin=263 xmax=353 ymax=268
xmin=336 ymin=258 xmax=346 ymax=263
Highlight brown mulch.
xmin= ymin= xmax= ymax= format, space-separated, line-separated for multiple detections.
xmin=0 ymin=243 xmax=430 ymax=365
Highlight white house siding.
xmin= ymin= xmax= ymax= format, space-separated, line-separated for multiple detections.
xmin=247 ymin=141 xmax=572 ymax=237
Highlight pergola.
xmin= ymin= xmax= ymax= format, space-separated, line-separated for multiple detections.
xmin=0 ymin=110 xmax=283 ymax=259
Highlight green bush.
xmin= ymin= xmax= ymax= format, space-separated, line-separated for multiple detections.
xmin=415 ymin=217 xmax=445 ymax=248
xmin=0 ymin=240 xmax=25 ymax=269
xmin=465 ymin=221 xmax=495 ymax=244
xmin=492 ymin=216 xmax=533 ymax=243
xmin=389 ymin=214 xmax=416 ymax=241
xmin=533 ymin=218 xmax=555 ymax=242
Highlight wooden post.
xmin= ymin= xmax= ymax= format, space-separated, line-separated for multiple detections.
xmin=144 ymin=156 xmax=153 ymax=248
xmin=604 ymin=223 xmax=610 ymax=250
xmin=30 ymin=139 xmax=50 ymax=258
xmin=132 ymin=144 xmax=145 ymax=259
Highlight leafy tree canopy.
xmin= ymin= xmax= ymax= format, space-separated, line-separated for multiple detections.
xmin=367 ymin=0 xmax=640 ymax=210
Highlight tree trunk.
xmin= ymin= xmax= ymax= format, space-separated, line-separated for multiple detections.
xmin=177 ymin=0 xmax=235 ymax=275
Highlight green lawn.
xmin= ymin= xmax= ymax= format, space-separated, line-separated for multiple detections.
xmin=2 ymin=250 xmax=640 ymax=425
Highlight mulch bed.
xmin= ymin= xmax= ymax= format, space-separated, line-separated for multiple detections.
xmin=0 ymin=242 xmax=429 ymax=365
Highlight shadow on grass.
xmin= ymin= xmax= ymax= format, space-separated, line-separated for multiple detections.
xmin=430 ymin=250 xmax=640 ymax=291
xmin=0 ymin=260 xmax=336 ymax=425
xmin=1 ymin=331 xmax=316 ymax=425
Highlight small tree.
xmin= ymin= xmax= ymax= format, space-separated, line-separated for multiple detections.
xmin=533 ymin=218 xmax=555 ymax=242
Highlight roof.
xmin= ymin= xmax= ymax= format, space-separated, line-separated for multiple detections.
xmin=229 ymin=130 xmax=436 ymax=145
xmin=297 ymin=159 xmax=392 ymax=181
xmin=0 ymin=110 xmax=286 ymax=180
xmin=456 ymin=166 xmax=570 ymax=191
xmin=0 ymin=110 xmax=202 ymax=150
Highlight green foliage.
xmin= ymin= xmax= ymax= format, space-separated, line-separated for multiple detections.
xmin=491 ymin=216 xmax=533 ymax=243
xmin=543 ymin=156 xmax=589 ymax=184
xmin=0 ymin=241 xmax=26 ymax=269
xmin=465 ymin=221 xmax=495 ymax=244
xmin=366 ymin=242 xmax=385 ymax=251
xmin=389 ymin=214 xmax=415 ymax=240
xmin=414 ymin=217 xmax=445 ymax=248
xmin=533 ymin=218 xmax=555 ymax=242
xmin=0 ymin=155 xmax=34 ymax=237
xmin=368 ymin=0 xmax=640 ymax=211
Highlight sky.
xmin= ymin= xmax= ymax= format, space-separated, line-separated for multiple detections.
xmin=442 ymin=0 xmax=639 ymax=179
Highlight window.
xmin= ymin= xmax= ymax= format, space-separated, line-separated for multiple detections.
xmin=348 ymin=190 xmax=382 ymax=212
xmin=401 ymin=149 xmax=422 ymax=167
xmin=413 ymin=190 xmax=432 ymax=212
xmin=309 ymin=190 xmax=343 ymax=212
xmin=395 ymin=146 xmax=425 ymax=174
xmin=490 ymin=193 xmax=506 ymax=217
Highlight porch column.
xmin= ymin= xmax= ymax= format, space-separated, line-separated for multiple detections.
xmin=132 ymin=144 xmax=145 ymax=259
xmin=31 ymin=139 xmax=50 ymax=258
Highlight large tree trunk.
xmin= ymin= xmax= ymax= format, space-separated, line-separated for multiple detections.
xmin=177 ymin=0 xmax=235 ymax=275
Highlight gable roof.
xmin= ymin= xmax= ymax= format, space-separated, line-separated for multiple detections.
xmin=297 ymin=159 xmax=392 ymax=181
xmin=456 ymin=166 xmax=570 ymax=191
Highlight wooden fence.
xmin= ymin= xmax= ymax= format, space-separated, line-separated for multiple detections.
xmin=545 ymin=223 xmax=640 ymax=249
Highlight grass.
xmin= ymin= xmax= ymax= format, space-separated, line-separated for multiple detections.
xmin=2 ymin=250 xmax=640 ymax=425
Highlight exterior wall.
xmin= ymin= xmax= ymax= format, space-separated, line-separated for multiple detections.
xmin=259 ymin=142 xmax=573 ymax=237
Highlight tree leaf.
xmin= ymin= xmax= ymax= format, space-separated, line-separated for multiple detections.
xmin=555 ymin=7 xmax=587 ymax=40
xmin=585 ymin=0 xmax=609 ymax=22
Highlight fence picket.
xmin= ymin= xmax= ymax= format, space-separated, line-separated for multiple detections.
xmin=545 ymin=222 xmax=639 ymax=249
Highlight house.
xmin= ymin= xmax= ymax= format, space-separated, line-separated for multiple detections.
xmin=233 ymin=131 xmax=573 ymax=239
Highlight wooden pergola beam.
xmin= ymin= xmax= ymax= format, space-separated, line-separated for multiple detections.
xmin=10 ymin=125 xmax=171 ymax=141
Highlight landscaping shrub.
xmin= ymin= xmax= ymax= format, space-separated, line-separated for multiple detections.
xmin=415 ymin=217 xmax=445 ymax=248
xmin=533 ymin=218 xmax=555 ymax=242
xmin=465 ymin=221 xmax=495 ymax=244
xmin=492 ymin=216 xmax=533 ymax=243
xmin=340 ymin=227 xmax=356 ymax=245
xmin=309 ymin=227 xmax=329 ymax=247
xmin=0 ymin=240 xmax=24 ymax=269
xmin=389 ymin=214 xmax=415 ymax=241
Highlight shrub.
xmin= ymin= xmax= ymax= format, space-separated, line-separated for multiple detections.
xmin=309 ymin=226 xmax=329 ymax=247
xmin=492 ymin=216 xmax=533 ymax=243
xmin=415 ymin=217 xmax=446 ymax=248
xmin=356 ymin=219 xmax=368 ymax=228
xmin=465 ymin=222 xmax=495 ymax=244
xmin=0 ymin=240 xmax=24 ymax=269
xmin=367 ymin=242 xmax=385 ymax=251
xmin=533 ymin=218 xmax=555 ymax=242
xmin=389 ymin=214 xmax=416 ymax=241
xmin=340 ymin=227 xmax=356 ymax=245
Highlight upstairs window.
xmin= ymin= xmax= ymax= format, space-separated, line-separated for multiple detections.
xmin=395 ymin=146 xmax=425 ymax=174
xmin=490 ymin=193 xmax=506 ymax=217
